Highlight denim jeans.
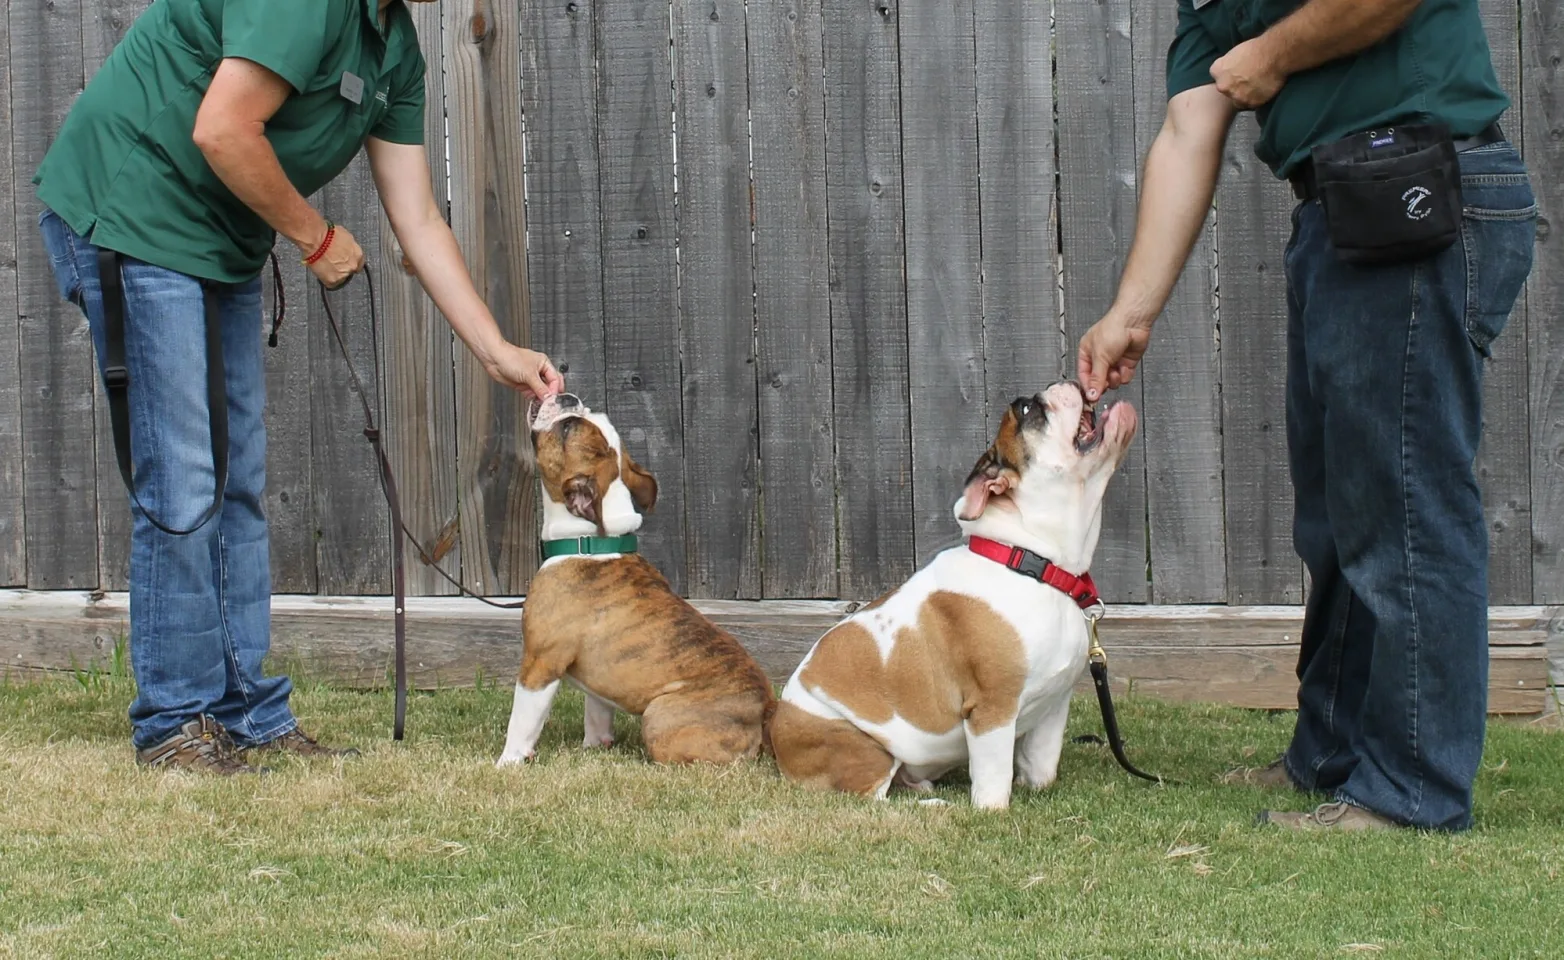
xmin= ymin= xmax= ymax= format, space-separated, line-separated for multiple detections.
xmin=1280 ymin=142 xmax=1537 ymax=831
xmin=38 ymin=208 xmax=297 ymax=749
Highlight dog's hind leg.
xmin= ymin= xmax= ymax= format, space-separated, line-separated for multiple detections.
xmin=768 ymin=701 xmax=897 ymax=797
xmin=641 ymin=693 xmax=766 ymax=765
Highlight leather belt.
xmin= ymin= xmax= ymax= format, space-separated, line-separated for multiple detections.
xmin=1289 ymin=122 xmax=1505 ymax=202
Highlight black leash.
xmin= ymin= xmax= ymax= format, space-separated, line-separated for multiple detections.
xmin=1072 ymin=610 xmax=1173 ymax=785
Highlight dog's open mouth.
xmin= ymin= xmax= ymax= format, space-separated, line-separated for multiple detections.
xmin=1074 ymin=402 xmax=1107 ymax=453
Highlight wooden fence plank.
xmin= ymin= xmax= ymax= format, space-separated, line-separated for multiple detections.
xmin=898 ymin=0 xmax=987 ymax=564
xmin=1523 ymin=0 xmax=1564 ymax=604
xmin=596 ymin=0 xmax=687 ymax=594
xmin=1214 ymin=130 xmax=1302 ymax=604
xmin=522 ymin=0 xmax=608 ymax=401
xmin=0 ymin=2 xmax=25 ymax=586
xmin=10 ymin=0 xmax=99 ymax=590
xmin=1132 ymin=0 xmax=1226 ymax=604
xmin=380 ymin=0 xmax=459 ymax=597
xmin=672 ymin=0 xmax=761 ymax=599
xmin=5 ymin=591 xmax=1549 ymax=714
xmin=974 ymin=0 xmax=1059 ymax=411
xmin=1475 ymin=0 xmax=1533 ymax=605
xmin=80 ymin=0 xmax=151 ymax=593
xmin=823 ymin=0 xmax=913 ymax=599
xmin=444 ymin=0 xmax=537 ymax=597
xmin=749 ymin=0 xmax=838 ymax=599
xmin=1056 ymin=0 xmax=1150 ymax=601
xmin=309 ymin=156 xmax=390 ymax=595
xmin=263 ymin=247 xmax=318 ymax=594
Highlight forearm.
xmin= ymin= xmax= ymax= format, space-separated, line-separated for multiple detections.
xmin=1257 ymin=0 xmax=1423 ymax=78
xmin=193 ymin=120 xmax=326 ymax=252
xmin=1108 ymin=113 xmax=1230 ymax=327
xmin=394 ymin=209 xmax=507 ymax=368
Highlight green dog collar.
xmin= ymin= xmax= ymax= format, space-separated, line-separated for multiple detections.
xmin=540 ymin=534 xmax=639 ymax=560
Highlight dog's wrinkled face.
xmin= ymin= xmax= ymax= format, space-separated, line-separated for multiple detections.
xmin=530 ymin=396 xmax=657 ymax=536
xmin=956 ymin=381 xmax=1137 ymax=523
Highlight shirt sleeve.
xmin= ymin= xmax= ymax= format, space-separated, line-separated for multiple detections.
xmin=220 ymin=0 xmax=333 ymax=93
xmin=1166 ymin=0 xmax=1222 ymax=100
xmin=371 ymin=51 xmax=427 ymax=145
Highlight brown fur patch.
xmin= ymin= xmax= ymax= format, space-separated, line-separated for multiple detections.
xmin=531 ymin=418 xmax=623 ymax=533
xmin=519 ymin=554 xmax=776 ymax=764
xmin=768 ymin=701 xmax=896 ymax=796
xmin=795 ymin=591 xmax=1025 ymax=737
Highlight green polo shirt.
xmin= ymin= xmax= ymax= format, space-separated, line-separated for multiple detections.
xmin=34 ymin=0 xmax=425 ymax=283
xmin=1167 ymin=0 xmax=1510 ymax=179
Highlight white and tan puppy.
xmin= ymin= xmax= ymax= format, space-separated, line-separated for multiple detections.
xmin=768 ymin=382 xmax=1138 ymax=809
xmin=496 ymin=395 xmax=775 ymax=769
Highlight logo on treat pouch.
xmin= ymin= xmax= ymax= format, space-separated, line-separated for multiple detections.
xmin=1402 ymin=185 xmax=1432 ymax=221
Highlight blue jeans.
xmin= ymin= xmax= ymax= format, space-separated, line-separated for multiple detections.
xmin=38 ymin=208 xmax=297 ymax=749
xmin=1280 ymin=142 xmax=1537 ymax=830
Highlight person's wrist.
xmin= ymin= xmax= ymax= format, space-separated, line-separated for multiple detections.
xmin=1251 ymin=30 xmax=1291 ymax=80
xmin=291 ymin=218 xmax=331 ymax=255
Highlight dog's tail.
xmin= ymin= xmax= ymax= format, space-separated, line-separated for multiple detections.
xmin=759 ymin=691 xmax=779 ymax=758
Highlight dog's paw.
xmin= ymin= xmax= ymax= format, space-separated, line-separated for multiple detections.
xmin=583 ymin=735 xmax=616 ymax=749
xmin=495 ymin=750 xmax=535 ymax=769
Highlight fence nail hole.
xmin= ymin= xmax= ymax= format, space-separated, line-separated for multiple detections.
xmin=566 ymin=1 xmax=578 ymax=13
xmin=630 ymin=375 xmax=644 ymax=389
xmin=707 ymin=83 xmax=717 ymax=97
xmin=636 ymin=226 xmax=648 ymax=240
xmin=558 ymin=362 xmax=570 ymax=374
xmin=710 ymin=8 xmax=720 ymax=21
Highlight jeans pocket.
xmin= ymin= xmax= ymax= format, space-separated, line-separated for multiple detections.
xmin=36 ymin=208 xmax=83 ymax=306
xmin=1459 ymin=184 xmax=1538 ymax=356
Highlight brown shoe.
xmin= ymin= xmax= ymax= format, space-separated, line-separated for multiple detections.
xmin=1220 ymin=756 xmax=1305 ymax=791
xmin=248 ymin=727 xmax=360 ymax=759
xmin=136 ymin=716 xmax=267 ymax=776
xmin=1257 ymin=801 xmax=1402 ymax=832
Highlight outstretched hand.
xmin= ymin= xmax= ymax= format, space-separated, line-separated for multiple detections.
xmin=485 ymin=344 xmax=565 ymax=402
xmin=1077 ymin=314 xmax=1152 ymax=402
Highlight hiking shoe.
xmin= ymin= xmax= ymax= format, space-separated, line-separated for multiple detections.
xmin=136 ymin=716 xmax=267 ymax=776
xmin=1221 ymin=756 xmax=1305 ymax=791
xmin=247 ymin=727 xmax=360 ymax=759
xmin=1256 ymin=800 xmax=1401 ymax=832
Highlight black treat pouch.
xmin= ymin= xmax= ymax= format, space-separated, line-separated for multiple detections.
xmin=1310 ymin=122 xmax=1463 ymax=265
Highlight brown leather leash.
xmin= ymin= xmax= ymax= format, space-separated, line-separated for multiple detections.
xmin=294 ymin=263 xmax=526 ymax=741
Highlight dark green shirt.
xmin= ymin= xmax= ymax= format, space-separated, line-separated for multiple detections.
xmin=1167 ymin=0 xmax=1510 ymax=178
xmin=34 ymin=0 xmax=425 ymax=283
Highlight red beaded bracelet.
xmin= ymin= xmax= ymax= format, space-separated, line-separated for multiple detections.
xmin=303 ymin=221 xmax=336 ymax=266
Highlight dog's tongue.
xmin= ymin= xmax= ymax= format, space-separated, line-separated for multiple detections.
xmin=529 ymin=393 xmax=590 ymax=431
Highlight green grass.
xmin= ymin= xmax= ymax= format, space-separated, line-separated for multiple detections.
xmin=1 ymin=670 xmax=1561 ymax=959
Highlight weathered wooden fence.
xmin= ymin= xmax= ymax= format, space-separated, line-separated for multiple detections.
xmin=2 ymin=0 xmax=1560 ymax=611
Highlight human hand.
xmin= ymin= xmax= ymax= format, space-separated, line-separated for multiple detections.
xmin=1209 ymin=38 xmax=1286 ymax=110
xmin=485 ymin=343 xmax=565 ymax=401
xmin=300 ymin=222 xmax=366 ymax=290
xmin=1076 ymin=313 xmax=1152 ymax=402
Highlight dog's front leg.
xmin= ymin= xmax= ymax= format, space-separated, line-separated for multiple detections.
xmin=582 ymin=693 xmax=616 ymax=748
xmin=965 ymin=717 xmax=1019 ymax=810
xmin=497 ymin=678 xmax=562 ymax=768
xmin=1015 ymin=697 xmax=1071 ymax=790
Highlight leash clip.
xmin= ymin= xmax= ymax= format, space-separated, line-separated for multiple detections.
xmin=1084 ymin=600 xmax=1107 ymax=666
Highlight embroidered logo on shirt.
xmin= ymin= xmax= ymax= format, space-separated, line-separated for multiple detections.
xmin=375 ymin=89 xmax=389 ymax=105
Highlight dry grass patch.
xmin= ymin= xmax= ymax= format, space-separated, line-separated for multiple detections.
xmin=1 ymin=670 xmax=1561 ymax=958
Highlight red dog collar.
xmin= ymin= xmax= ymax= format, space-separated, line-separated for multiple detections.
xmin=968 ymin=536 xmax=1101 ymax=610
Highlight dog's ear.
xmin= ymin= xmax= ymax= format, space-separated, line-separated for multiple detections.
xmin=620 ymin=451 xmax=658 ymax=512
xmin=957 ymin=447 xmax=1015 ymax=521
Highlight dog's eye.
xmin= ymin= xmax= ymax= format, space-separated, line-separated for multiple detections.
xmin=1020 ymin=403 xmax=1032 ymax=416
